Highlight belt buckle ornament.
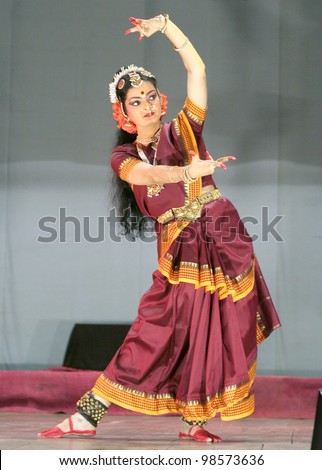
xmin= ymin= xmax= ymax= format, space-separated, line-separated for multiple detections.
xmin=173 ymin=199 xmax=202 ymax=221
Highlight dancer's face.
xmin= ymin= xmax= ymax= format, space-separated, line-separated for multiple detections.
xmin=124 ymin=82 xmax=162 ymax=131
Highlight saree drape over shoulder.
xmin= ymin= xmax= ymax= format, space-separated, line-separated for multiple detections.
xmin=92 ymin=97 xmax=281 ymax=421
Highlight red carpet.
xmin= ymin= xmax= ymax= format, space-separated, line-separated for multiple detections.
xmin=1 ymin=367 xmax=321 ymax=419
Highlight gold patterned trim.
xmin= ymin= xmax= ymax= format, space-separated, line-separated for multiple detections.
xmin=256 ymin=312 xmax=267 ymax=344
xmin=183 ymin=96 xmax=207 ymax=125
xmin=173 ymin=118 xmax=190 ymax=205
xmin=119 ymin=156 xmax=141 ymax=182
xmin=256 ymin=311 xmax=281 ymax=345
xmin=176 ymin=111 xmax=202 ymax=201
xmin=158 ymin=101 xmax=208 ymax=258
xmin=158 ymin=108 xmax=213 ymax=260
xmin=158 ymin=254 xmax=255 ymax=300
xmin=220 ymin=393 xmax=255 ymax=421
xmin=158 ymin=219 xmax=191 ymax=261
xmin=91 ymin=360 xmax=256 ymax=421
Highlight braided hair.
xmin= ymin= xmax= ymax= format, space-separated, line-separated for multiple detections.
xmin=110 ymin=69 xmax=159 ymax=238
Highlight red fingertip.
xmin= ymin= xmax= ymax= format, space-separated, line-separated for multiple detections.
xmin=221 ymin=164 xmax=227 ymax=169
xmin=138 ymin=35 xmax=143 ymax=41
xmin=124 ymin=29 xmax=131 ymax=35
xmin=129 ymin=17 xmax=142 ymax=25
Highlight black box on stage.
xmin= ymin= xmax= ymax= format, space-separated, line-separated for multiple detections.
xmin=311 ymin=389 xmax=322 ymax=450
xmin=63 ymin=323 xmax=131 ymax=371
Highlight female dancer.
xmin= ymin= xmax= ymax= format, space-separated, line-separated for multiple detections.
xmin=38 ymin=14 xmax=280 ymax=443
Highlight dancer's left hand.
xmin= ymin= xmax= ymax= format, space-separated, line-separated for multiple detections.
xmin=124 ymin=15 xmax=166 ymax=41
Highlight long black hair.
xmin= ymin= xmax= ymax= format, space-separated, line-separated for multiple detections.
xmin=109 ymin=68 xmax=159 ymax=239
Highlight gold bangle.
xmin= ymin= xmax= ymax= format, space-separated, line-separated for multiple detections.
xmin=168 ymin=166 xmax=180 ymax=183
xmin=160 ymin=14 xmax=169 ymax=34
xmin=184 ymin=165 xmax=198 ymax=183
xmin=174 ymin=37 xmax=189 ymax=52
xmin=181 ymin=166 xmax=192 ymax=184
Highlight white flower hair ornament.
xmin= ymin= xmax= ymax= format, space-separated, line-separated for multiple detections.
xmin=108 ymin=64 xmax=155 ymax=103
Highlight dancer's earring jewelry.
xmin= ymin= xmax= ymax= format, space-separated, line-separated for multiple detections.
xmin=124 ymin=116 xmax=131 ymax=127
xmin=121 ymin=103 xmax=132 ymax=127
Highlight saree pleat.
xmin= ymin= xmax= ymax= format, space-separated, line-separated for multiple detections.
xmin=92 ymin=198 xmax=280 ymax=420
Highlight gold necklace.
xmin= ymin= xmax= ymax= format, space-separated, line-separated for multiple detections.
xmin=136 ymin=127 xmax=161 ymax=148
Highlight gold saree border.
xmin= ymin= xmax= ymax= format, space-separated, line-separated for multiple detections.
xmin=91 ymin=361 xmax=256 ymax=422
xmin=256 ymin=311 xmax=281 ymax=345
xmin=174 ymin=111 xmax=202 ymax=202
xmin=157 ymin=98 xmax=207 ymax=261
xmin=158 ymin=219 xmax=191 ymax=261
xmin=158 ymin=254 xmax=255 ymax=300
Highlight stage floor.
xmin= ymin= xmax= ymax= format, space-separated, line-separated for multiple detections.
xmin=0 ymin=412 xmax=314 ymax=450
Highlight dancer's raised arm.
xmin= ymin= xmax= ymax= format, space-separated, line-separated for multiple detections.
xmin=125 ymin=14 xmax=207 ymax=109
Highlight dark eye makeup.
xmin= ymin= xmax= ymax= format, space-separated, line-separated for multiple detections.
xmin=128 ymin=91 xmax=158 ymax=107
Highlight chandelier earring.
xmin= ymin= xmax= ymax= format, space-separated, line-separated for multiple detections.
xmin=122 ymin=116 xmax=137 ymax=134
xmin=121 ymin=103 xmax=138 ymax=133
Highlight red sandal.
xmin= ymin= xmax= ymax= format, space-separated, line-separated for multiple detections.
xmin=179 ymin=424 xmax=221 ymax=442
xmin=38 ymin=416 xmax=96 ymax=438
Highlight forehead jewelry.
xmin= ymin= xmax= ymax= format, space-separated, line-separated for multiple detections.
xmin=108 ymin=64 xmax=154 ymax=103
xmin=128 ymin=71 xmax=142 ymax=88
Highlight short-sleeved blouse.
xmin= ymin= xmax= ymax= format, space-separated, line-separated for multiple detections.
xmin=110 ymin=97 xmax=215 ymax=221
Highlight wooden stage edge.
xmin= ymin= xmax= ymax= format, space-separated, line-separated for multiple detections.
xmin=0 ymin=370 xmax=321 ymax=450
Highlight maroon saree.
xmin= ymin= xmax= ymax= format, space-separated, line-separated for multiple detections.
xmin=92 ymin=97 xmax=280 ymax=421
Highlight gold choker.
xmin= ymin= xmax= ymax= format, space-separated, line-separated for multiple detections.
xmin=136 ymin=127 xmax=161 ymax=147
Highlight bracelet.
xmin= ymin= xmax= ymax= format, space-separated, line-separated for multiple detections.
xmin=168 ymin=166 xmax=180 ymax=183
xmin=181 ymin=167 xmax=189 ymax=184
xmin=181 ymin=165 xmax=198 ymax=184
xmin=174 ymin=37 xmax=189 ymax=52
xmin=184 ymin=165 xmax=198 ymax=183
xmin=160 ymin=14 xmax=169 ymax=34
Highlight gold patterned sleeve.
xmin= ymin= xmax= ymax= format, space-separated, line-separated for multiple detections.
xmin=111 ymin=153 xmax=141 ymax=182
xmin=183 ymin=96 xmax=207 ymax=126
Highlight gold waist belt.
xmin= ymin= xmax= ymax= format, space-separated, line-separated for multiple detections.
xmin=157 ymin=188 xmax=222 ymax=224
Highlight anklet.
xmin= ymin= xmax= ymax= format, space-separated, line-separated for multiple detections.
xmin=76 ymin=392 xmax=108 ymax=427
xmin=181 ymin=416 xmax=208 ymax=427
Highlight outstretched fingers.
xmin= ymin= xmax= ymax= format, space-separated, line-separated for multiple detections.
xmin=125 ymin=17 xmax=157 ymax=41
xmin=124 ymin=17 xmax=145 ymax=41
xmin=205 ymin=151 xmax=237 ymax=169
xmin=128 ymin=17 xmax=142 ymax=25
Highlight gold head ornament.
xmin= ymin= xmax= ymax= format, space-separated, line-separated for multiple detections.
xmin=108 ymin=64 xmax=155 ymax=103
